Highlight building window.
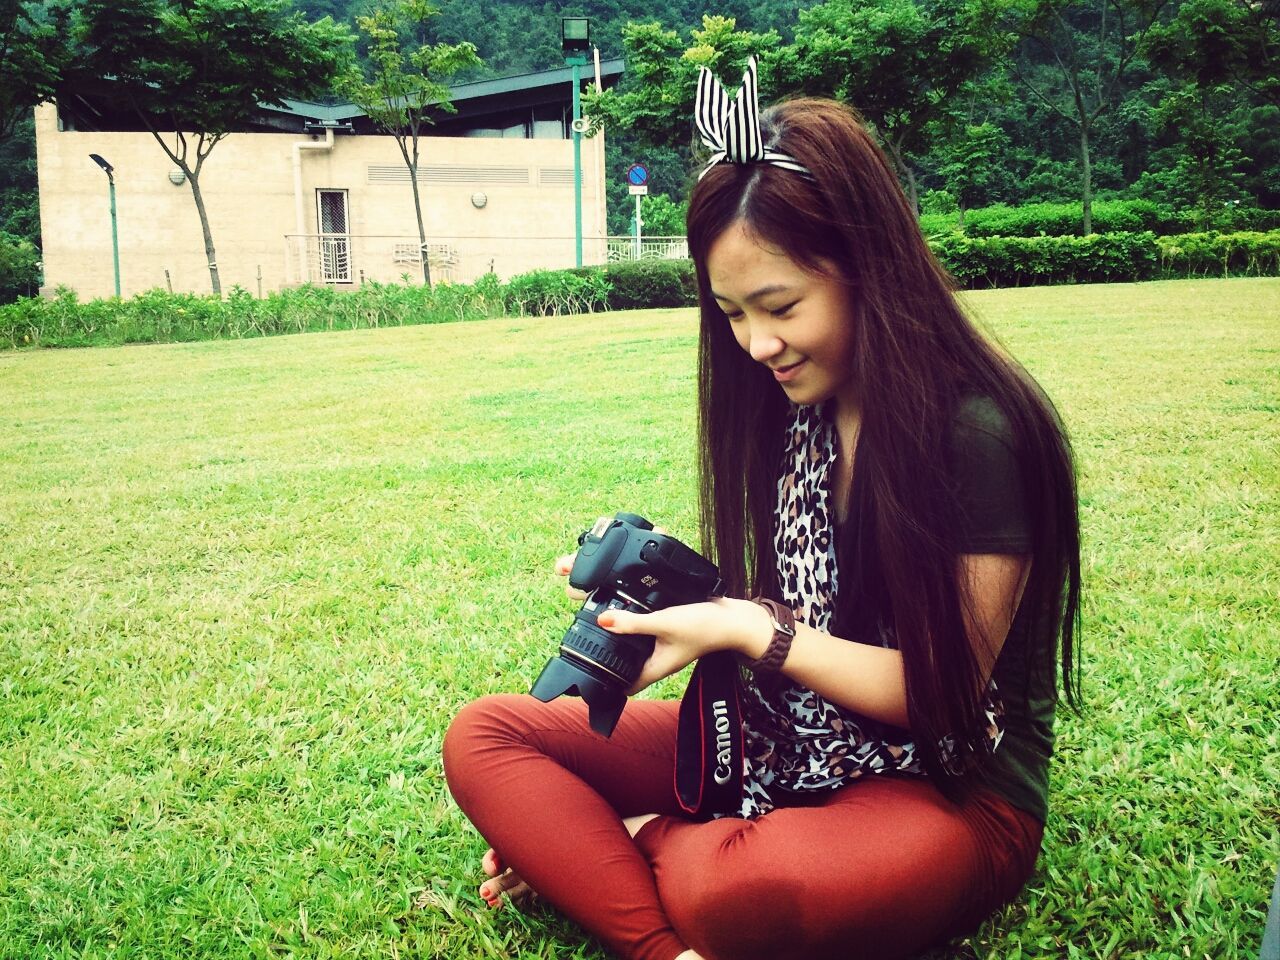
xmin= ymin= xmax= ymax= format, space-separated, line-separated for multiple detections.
xmin=317 ymin=189 xmax=351 ymax=283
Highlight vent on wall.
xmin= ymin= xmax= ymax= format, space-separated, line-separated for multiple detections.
xmin=538 ymin=167 xmax=575 ymax=186
xmin=367 ymin=164 xmax=530 ymax=184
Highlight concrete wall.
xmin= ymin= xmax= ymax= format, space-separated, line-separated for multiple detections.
xmin=34 ymin=102 xmax=609 ymax=299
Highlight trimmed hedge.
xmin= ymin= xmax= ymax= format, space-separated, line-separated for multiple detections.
xmin=4 ymin=230 xmax=1278 ymax=349
xmin=920 ymin=200 xmax=1280 ymax=239
xmin=932 ymin=230 xmax=1280 ymax=288
xmin=568 ymin=258 xmax=698 ymax=311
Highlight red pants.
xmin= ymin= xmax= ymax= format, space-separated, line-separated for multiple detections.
xmin=442 ymin=694 xmax=1043 ymax=960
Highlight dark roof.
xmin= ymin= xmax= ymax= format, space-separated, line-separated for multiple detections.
xmin=57 ymin=57 xmax=627 ymax=135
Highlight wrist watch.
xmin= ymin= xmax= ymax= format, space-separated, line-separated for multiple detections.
xmin=745 ymin=597 xmax=796 ymax=673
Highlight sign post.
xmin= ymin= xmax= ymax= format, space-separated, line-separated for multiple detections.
xmin=626 ymin=163 xmax=649 ymax=261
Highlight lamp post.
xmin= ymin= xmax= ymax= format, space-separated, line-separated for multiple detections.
xmin=89 ymin=153 xmax=121 ymax=297
xmin=562 ymin=17 xmax=589 ymax=268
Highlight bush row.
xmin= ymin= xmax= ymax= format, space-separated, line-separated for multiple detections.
xmin=932 ymin=229 xmax=1280 ymax=288
xmin=919 ymin=199 xmax=1280 ymax=239
xmin=4 ymin=232 xmax=1277 ymax=349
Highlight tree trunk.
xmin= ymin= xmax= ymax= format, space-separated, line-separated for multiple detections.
xmin=188 ymin=173 xmax=221 ymax=296
xmin=882 ymin=137 xmax=920 ymax=215
xmin=904 ymin=163 xmax=920 ymax=217
xmin=409 ymin=160 xmax=431 ymax=287
xmin=1080 ymin=119 xmax=1093 ymax=236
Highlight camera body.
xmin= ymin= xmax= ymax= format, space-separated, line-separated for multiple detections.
xmin=530 ymin=512 xmax=724 ymax=736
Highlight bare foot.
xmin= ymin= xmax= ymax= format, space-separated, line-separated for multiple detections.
xmin=478 ymin=848 xmax=539 ymax=910
xmin=478 ymin=817 xmax=660 ymax=910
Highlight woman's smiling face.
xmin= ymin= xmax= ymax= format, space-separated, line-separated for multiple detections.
xmin=706 ymin=220 xmax=857 ymax=409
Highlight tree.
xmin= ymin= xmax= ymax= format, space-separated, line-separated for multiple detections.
xmin=586 ymin=6 xmax=1010 ymax=215
xmin=0 ymin=0 xmax=71 ymax=143
xmin=935 ymin=121 xmax=1010 ymax=224
xmin=71 ymin=0 xmax=352 ymax=296
xmin=583 ymin=16 xmax=784 ymax=157
xmin=339 ymin=0 xmax=481 ymax=286
xmin=0 ymin=115 xmax=40 ymax=246
xmin=1142 ymin=0 xmax=1280 ymax=109
xmin=1006 ymin=0 xmax=1171 ymax=233
xmin=776 ymin=0 xmax=1015 ymax=211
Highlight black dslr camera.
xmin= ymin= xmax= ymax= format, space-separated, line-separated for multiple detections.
xmin=530 ymin=512 xmax=724 ymax=737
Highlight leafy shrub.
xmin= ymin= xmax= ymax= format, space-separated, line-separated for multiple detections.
xmin=932 ymin=229 xmax=1280 ymax=288
xmin=1155 ymin=231 xmax=1280 ymax=279
xmin=502 ymin=268 xmax=611 ymax=316
xmin=931 ymin=232 xmax=1163 ymax=288
xmin=0 ymin=231 xmax=41 ymax=304
xmin=961 ymin=200 xmax=1190 ymax=237
xmin=0 ymin=275 xmax=516 ymax=350
xmin=569 ymin=259 xmax=696 ymax=311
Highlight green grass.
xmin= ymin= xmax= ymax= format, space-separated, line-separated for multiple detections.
xmin=2 ymin=278 xmax=1278 ymax=959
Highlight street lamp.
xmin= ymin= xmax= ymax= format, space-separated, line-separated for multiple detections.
xmin=562 ymin=18 xmax=589 ymax=268
xmin=89 ymin=153 xmax=121 ymax=297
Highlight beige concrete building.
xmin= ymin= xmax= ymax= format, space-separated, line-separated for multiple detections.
xmin=36 ymin=61 xmax=621 ymax=299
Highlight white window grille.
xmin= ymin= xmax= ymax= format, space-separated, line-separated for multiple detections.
xmin=317 ymin=189 xmax=352 ymax=283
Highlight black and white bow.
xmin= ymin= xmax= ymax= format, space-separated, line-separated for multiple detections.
xmin=694 ymin=56 xmax=811 ymax=180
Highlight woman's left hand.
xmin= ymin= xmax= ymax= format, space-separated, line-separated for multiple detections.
xmin=596 ymin=597 xmax=767 ymax=694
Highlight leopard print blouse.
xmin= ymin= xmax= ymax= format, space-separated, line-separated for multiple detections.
xmin=730 ymin=401 xmax=1006 ymax=820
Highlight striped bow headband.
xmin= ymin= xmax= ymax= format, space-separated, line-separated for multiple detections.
xmin=694 ymin=56 xmax=811 ymax=181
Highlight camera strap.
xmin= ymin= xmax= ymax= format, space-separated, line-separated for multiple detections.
xmin=674 ymin=650 xmax=744 ymax=818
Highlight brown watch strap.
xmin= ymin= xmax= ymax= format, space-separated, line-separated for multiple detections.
xmin=745 ymin=597 xmax=796 ymax=673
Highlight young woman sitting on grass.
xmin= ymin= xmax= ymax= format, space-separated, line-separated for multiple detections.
xmin=443 ymin=58 xmax=1082 ymax=960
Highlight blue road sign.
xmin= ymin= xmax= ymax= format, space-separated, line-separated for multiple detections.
xmin=626 ymin=163 xmax=649 ymax=186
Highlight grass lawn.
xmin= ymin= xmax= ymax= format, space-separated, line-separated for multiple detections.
xmin=1 ymin=277 xmax=1278 ymax=959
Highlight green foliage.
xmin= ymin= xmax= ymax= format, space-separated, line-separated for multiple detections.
xmin=1146 ymin=84 xmax=1255 ymax=232
xmin=935 ymin=122 xmax=1009 ymax=218
xmin=638 ymin=194 xmax=688 ymax=236
xmin=0 ymin=0 xmax=71 ymax=141
xmin=777 ymin=0 xmax=1014 ymax=175
xmin=501 ymin=269 xmax=612 ymax=317
xmin=0 ymin=229 xmax=40 ymax=303
xmin=75 ymin=0 xmax=354 ymax=137
xmin=584 ymin=16 xmax=783 ymax=153
xmin=1141 ymin=0 xmax=1280 ymax=107
xmin=0 ymin=277 xmax=510 ymax=350
xmin=570 ymin=259 xmax=698 ymax=311
xmin=338 ymin=0 xmax=481 ymax=284
xmin=959 ymin=199 xmax=1189 ymax=237
xmin=931 ymin=229 xmax=1280 ymax=288
xmin=339 ymin=0 xmax=481 ymax=146
xmin=0 ymin=114 xmax=38 ymax=246
xmin=0 ymin=269 xmax=614 ymax=350
xmin=1155 ymin=231 xmax=1280 ymax=279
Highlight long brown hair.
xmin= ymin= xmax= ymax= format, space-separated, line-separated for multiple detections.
xmin=687 ymin=98 xmax=1081 ymax=792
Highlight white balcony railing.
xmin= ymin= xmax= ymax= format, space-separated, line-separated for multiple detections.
xmin=283 ymin=234 xmax=688 ymax=287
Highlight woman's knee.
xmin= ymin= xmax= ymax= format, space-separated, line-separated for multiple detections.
xmin=441 ymin=694 xmax=524 ymax=798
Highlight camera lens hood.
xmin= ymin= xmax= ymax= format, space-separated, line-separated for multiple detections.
xmin=530 ymin=656 xmax=627 ymax=737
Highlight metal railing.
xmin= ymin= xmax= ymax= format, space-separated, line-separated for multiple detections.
xmin=282 ymin=233 xmax=689 ymax=287
xmin=285 ymin=234 xmax=461 ymax=286
xmin=604 ymin=236 xmax=689 ymax=263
